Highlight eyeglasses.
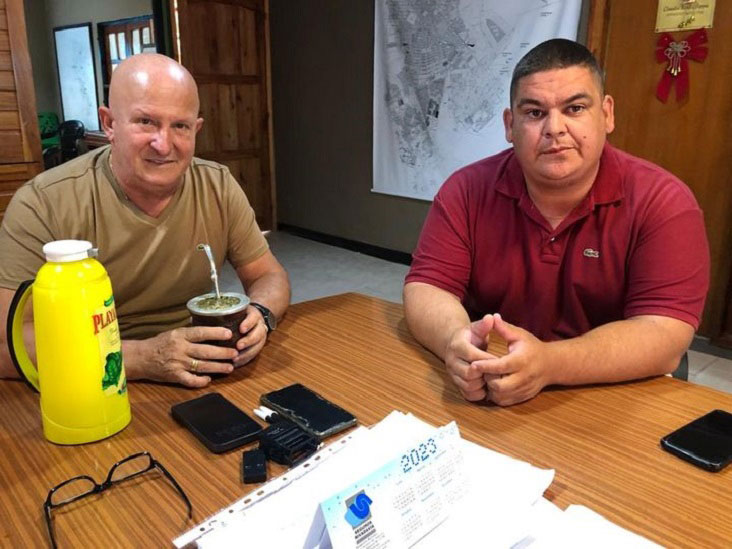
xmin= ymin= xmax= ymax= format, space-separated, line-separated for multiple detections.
xmin=43 ymin=451 xmax=192 ymax=548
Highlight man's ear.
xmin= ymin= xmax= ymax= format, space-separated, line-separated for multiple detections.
xmin=194 ymin=117 xmax=204 ymax=134
xmin=503 ymin=108 xmax=513 ymax=143
xmin=602 ymin=94 xmax=615 ymax=135
xmin=98 ymin=106 xmax=114 ymax=141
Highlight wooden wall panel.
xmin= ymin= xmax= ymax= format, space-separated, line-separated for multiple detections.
xmin=239 ymin=157 xmax=262 ymax=215
xmin=187 ymin=2 xmax=258 ymax=77
xmin=0 ymin=69 xmax=14 ymax=88
xmin=0 ymin=110 xmax=19 ymax=129
xmin=0 ymin=89 xmax=15 ymax=108
xmin=0 ymin=4 xmax=22 ymax=165
xmin=0 ymin=191 xmax=13 ymax=211
xmin=5 ymin=0 xmax=40 ymax=165
xmin=236 ymin=84 xmax=260 ymax=149
xmin=196 ymin=84 xmax=261 ymax=154
xmin=0 ymin=70 xmax=24 ymax=162
xmin=0 ymin=131 xmax=22 ymax=160
xmin=221 ymin=157 xmax=265 ymax=227
xmin=0 ymin=162 xmax=39 ymax=189
xmin=196 ymin=83 xmax=218 ymax=154
xmin=0 ymin=0 xmax=41 ymax=221
xmin=218 ymin=84 xmax=239 ymax=151
xmin=175 ymin=0 xmax=273 ymax=229
xmin=0 ymin=162 xmax=39 ymax=225
xmin=587 ymin=2 xmax=732 ymax=340
xmin=240 ymin=7 xmax=257 ymax=76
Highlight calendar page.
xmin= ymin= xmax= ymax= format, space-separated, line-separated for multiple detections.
xmin=313 ymin=422 xmax=466 ymax=548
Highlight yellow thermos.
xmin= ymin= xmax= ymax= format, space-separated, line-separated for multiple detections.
xmin=7 ymin=240 xmax=131 ymax=444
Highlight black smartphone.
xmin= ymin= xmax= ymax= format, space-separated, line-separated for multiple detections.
xmin=171 ymin=392 xmax=263 ymax=453
xmin=660 ymin=409 xmax=732 ymax=472
xmin=260 ymin=383 xmax=357 ymax=439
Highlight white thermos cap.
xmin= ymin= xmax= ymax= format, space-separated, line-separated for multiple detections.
xmin=43 ymin=240 xmax=97 ymax=262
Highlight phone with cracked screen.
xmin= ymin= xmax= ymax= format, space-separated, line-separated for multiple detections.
xmin=260 ymin=383 xmax=357 ymax=439
xmin=660 ymin=409 xmax=732 ymax=472
xmin=171 ymin=392 xmax=262 ymax=453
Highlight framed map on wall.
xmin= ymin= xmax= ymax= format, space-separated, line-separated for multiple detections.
xmin=53 ymin=23 xmax=100 ymax=131
xmin=372 ymin=0 xmax=582 ymax=201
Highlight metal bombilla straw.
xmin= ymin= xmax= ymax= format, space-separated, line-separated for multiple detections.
xmin=197 ymin=244 xmax=221 ymax=300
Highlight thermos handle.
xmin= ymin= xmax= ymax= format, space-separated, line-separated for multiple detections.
xmin=6 ymin=279 xmax=40 ymax=392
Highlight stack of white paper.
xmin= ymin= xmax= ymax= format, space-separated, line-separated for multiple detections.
xmin=174 ymin=411 xmax=654 ymax=548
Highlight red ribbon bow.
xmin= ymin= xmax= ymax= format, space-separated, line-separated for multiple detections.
xmin=656 ymin=28 xmax=708 ymax=103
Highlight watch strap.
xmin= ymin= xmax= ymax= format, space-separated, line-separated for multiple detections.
xmin=251 ymin=302 xmax=276 ymax=333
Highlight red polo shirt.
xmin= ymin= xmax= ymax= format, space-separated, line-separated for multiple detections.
xmin=406 ymin=144 xmax=709 ymax=340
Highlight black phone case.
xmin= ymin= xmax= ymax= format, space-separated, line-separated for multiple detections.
xmin=660 ymin=437 xmax=728 ymax=472
xmin=171 ymin=393 xmax=262 ymax=453
xmin=660 ymin=409 xmax=732 ymax=472
xmin=260 ymin=383 xmax=357 ymax=439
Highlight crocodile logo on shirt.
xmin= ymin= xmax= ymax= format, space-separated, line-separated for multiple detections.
xmin=583 ymin=248 xmax=600 ymax=258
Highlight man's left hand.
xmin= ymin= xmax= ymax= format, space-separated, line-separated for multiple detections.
xmin=472 ymin=314 xmax=551 ymax=406
xmin=233 ymin=305 xmax=269 ymax=367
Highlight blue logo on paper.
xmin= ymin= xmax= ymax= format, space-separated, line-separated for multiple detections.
xmin=344 ymin=491 xmax=373 ymax=527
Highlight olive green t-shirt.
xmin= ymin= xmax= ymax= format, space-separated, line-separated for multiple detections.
xmin=0 ymin=146 xmax=268 ymax=339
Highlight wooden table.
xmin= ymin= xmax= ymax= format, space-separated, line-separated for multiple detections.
xmin=0 ymin=293 xmax=730 ymax=547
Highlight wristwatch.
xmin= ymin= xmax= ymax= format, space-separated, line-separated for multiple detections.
xmin=251 ymin=302 xmax=277 ymax=333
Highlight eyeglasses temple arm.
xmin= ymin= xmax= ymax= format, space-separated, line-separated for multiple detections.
xmin=155 ymin=461 xmax=193 ymax=519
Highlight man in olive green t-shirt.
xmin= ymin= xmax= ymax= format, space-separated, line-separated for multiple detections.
xmin=0 ymin=53 xmax=290 ymax=388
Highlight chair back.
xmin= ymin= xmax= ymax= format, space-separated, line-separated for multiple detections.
xmin=59 ymin=120 xmax=86 ymax=161
xmin=42 ymin=146 xmax=61 ymax=170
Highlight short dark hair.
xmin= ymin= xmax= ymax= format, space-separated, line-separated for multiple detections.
xmin=509 ymin=39 xmax=604 ymax=105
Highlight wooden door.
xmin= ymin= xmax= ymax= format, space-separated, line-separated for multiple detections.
xmin=0 ymin=0 xmax=42 ymax=224
xmin=587 ymin=2 xmax=732 ymax=343
xmin=171 ymin=0 xmax=274 ymax=230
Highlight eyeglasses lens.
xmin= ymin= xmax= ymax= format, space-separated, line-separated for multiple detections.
xmin=49 ymin=478 xmax=96 ymax=507
xmin=109 ymin=453 xmax=152 ymax=483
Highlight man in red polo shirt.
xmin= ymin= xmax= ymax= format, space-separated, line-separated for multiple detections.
xmin=403 ymin=39 xmax=709 ymax=406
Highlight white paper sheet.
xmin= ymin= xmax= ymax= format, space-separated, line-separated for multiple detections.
xmin=513 ymin=499 xmax=660 ymax=549
xmin=175 ymin=412 xmax=553 ymax=548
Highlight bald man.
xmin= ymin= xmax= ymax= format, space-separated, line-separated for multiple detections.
xmin=0 ymin=54 xmax=290 ymax=387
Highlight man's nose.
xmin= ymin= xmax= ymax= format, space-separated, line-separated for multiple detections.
xmin=150 ymin=127 xmax=172 ymax=155
xmin=542 ymin=110 xmax=566 ymax=137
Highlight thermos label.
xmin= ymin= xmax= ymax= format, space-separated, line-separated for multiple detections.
xmin=92 ymin=307 xmax=117 ymax=335
xmin=93 ymin=295 xmax=127 ymax=396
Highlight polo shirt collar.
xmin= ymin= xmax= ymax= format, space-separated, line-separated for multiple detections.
xmin=494 ymin=150 xmax=525 ymax=200
xmin=590 ymin=143 xmax=624 ymax=205
xmin=495 ymin=143 xmax=625 ymax=208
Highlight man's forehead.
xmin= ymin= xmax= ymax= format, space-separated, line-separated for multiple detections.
xmin=116 ymin=78 xmax=200 ymax=115
xmin=127 ymin=104 xmax=199 ymax=120
xmin=513 ymin=66 xmax=602 ymax=103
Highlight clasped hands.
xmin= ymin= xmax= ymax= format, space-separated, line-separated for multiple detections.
xmin=445 ymin=314 xmax=551 ymax=406
xmin=135 ymin=305 xmax=268 ymax=388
